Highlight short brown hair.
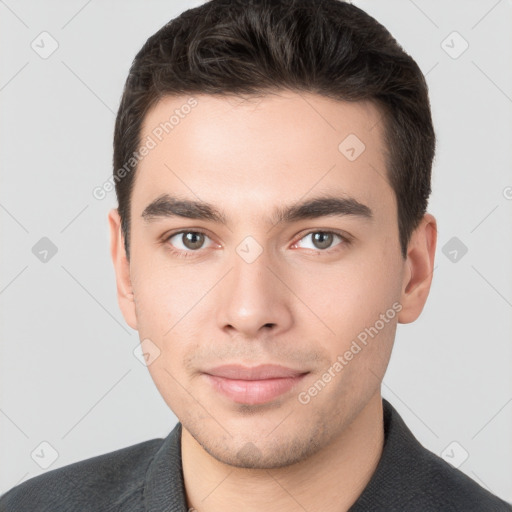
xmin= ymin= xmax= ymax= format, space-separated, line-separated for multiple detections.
xmin=113 ymin=0 xmax=435 ymax=260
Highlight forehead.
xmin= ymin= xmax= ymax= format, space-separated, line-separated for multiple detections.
xmin=132 ymin=91 xmax=394 ymax=221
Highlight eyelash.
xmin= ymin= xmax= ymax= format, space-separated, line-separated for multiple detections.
xmin=163 ymin=229 xmax=352 ymax=259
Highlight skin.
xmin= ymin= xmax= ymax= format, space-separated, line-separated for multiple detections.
xmin=109 ymin=91 xmax=437 ymax=511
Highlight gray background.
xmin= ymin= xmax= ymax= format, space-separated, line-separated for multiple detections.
xmin=1 ymin=0 xmax=511 ymax=503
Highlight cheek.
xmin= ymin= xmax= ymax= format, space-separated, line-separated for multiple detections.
xmin=130 ymin=254 xmax=206 ymax=336
xmin=299 ymin=256 xmax=398 ymax=324
xmin=292 ymin=249 xmax=402 ymax=365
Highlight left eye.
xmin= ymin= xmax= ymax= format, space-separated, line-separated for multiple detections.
xmin=295 ymin=231 xmax=345 ymax=251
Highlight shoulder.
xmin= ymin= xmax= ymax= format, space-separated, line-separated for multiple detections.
xmin=0 ymin=437 xmax=164 ymax=512
xmin=406 ymin=440 xmax=512 ymax=511
xmin=351 ymin=399 xmax=512 ymax=511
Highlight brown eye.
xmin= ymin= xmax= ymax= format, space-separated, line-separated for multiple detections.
xmin=167 ymin=231 xmax=211 ymax=252
xmin=311 ymin=232 xmax=334 ymax=250
xmin=295 ymin=231 xmax=347 ymax=252
xmin=182 ymin=232 xmax=205 ymax=250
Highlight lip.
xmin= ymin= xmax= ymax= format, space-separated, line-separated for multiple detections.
xmin=203 ymin=364 xmax=309 ymax=405
xmin=204 ymin=364 xmax=306 ymax=380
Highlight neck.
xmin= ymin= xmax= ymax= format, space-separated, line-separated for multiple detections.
xmin=181 ymin=393 xmax=384 ymax=512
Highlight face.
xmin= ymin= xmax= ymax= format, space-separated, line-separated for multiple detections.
xmin=109 ymin=91 xmax=435 ymax=469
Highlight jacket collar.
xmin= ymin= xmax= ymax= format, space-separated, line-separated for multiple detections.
xmin=144 ymin=421 xmax=187 ymax=511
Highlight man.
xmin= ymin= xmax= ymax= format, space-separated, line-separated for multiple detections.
xmin=1 ymin=0 xmax=510 ymax=510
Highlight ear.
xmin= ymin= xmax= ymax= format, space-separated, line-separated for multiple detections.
xmin=397 ymin=213 xmax=437 ymax=324
xmin=108 ymin=208 xmax=138 ymax=330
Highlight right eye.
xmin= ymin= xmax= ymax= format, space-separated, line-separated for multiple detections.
xmin=165 ymin=230 xmax=216 ymax=257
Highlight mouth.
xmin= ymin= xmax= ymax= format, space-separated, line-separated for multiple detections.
xmin=202 ymin=364 xmax=309 ymax=405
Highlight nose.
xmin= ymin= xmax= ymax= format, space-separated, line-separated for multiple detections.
xmin=216 ymin=245 xmax=293 ymax=339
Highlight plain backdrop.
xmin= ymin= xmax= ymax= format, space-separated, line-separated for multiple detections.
xmin=1 ymin=0 xmax=511 ymax=503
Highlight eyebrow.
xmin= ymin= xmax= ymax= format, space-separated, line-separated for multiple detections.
xmin=141 ymin=193 xmax=373 ymax=226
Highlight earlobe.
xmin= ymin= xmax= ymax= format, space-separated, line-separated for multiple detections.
xmin=108 ymin=208 xmax=138 ymax=330
xmin=397 ymin=213 xmax=437 ymax=324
